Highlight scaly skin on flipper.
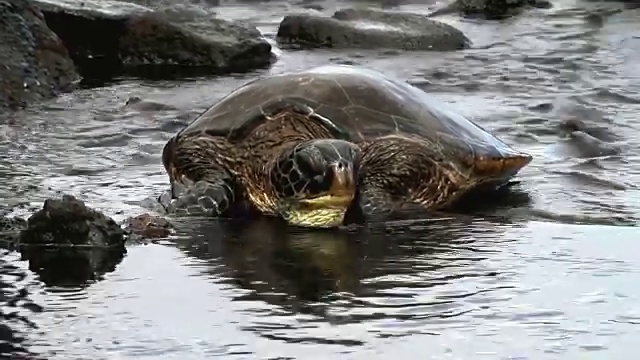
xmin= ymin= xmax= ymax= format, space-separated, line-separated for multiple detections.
xmin=160 ymin=136 xmax=237 ymax=216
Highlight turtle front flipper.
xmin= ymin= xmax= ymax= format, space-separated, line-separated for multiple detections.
xmin=159 ymin=135 xmax=239 ymax=217
xmin=355 ymin=184 xmax=398 ymax=218
xmin=160 ymin=175 xmax=236 ymax=217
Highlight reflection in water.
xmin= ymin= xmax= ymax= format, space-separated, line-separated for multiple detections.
xmin=20 ymin=247 xmax=126 ymax=288
xmin=0 ymin=252 xmax=43 ymax=359
xmin=3 ymin=219 xmax=637 ymax=359
xmin=170 ymin=215 xmax=515 ymax=336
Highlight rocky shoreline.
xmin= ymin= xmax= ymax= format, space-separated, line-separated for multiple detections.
xmin=0 ymin=0 xmax=558 ymax=110
xmin=0 ymin=0 xmax=276 ymax=109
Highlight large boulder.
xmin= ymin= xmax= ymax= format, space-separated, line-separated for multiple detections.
xmin=19 ymin=194 xmax=126 ymax=249
xmin=427 ymin=0 xmax=552 ymax=20
xmin=0 ymin=0 xmax=80 ymax=109
xmin=32 ymin=0 xmax=274 ymax=79
xmin=276 ymin=7 xmax=470 ymax=51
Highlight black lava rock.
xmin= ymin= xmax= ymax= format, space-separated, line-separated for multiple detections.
xmin=19 ymin=194 xmax=125 ymax=249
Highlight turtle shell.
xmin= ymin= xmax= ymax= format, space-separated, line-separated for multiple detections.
xmin=179 ymin=65 xmax=531 ymax=179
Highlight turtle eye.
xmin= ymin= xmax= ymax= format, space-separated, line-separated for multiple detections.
xmin=308 ymin=170 xmax=332 ymax=194
xmin=292 ymin=151 xmax=334 ymax=194
xmin=294 ymin=151 xmax=313 ymax=172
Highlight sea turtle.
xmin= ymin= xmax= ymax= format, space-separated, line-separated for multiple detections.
xmin=160 ymin=65 xmax=532 ymax=228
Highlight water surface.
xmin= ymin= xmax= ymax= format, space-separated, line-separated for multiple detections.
xmin=1 ymin=0 xmax=640 ymax=358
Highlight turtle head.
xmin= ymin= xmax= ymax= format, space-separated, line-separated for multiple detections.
xmin=270 ymin=139 xmax=361 ymax=228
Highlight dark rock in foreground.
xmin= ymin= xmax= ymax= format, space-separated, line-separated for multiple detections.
xmin=0 ymin=0 xmax=79 ymax=109
xmin=277 ymin=7 xmax=470 ymax=51
xmin=2 ymin=195 xmax=172 ymax=249
xmin=32 ymin=0 xmax=274 ymax=79
xmin=427 ymin=0 xmax=552 ymax=20
xmin=19 ymin=194 xmax=126 ymax=250
xmin=1 ymin=195 xmax=174 ymax=286
xmin=15 ymin=194 xmax=127 ymax=286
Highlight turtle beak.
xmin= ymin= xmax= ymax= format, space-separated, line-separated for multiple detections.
xmin=328 ymin=161 xmax=357 ymax=202
xmin=295 ymin=161 xmax=357 ymax=210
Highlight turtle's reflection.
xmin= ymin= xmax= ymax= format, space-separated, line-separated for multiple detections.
xmin=170 ymin=214 xmax=514 ymax=315
xmin=174 ymin=218 xmax=362 ymax=305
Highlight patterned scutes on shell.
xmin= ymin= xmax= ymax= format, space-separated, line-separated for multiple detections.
xmin=177 ymin=65 xmax=531 ymax=178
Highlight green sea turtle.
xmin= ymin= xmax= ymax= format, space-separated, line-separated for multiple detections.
xmin=160 ymin=65 xmax=532 ymax=228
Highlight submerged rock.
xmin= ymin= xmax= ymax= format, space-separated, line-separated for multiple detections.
xmin=0 ymin=0 xmax=80 ymax=109
xmin=277 ymin=7 xmax=470 ymax=51
xmin=19 ymin=194 xmax=126 ymax=249
xmin=427 ymin=0 xmax=552 ymax=20
xmin=565 ymin=131 xmax=620 ymax=158
xmin=559 ymin=118 xmax=621 ymax=158
xmin=32 ymin=0 xmax=274 ymax=79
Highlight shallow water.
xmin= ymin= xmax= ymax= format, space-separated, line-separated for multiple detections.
xmin=2 ymin=0 xmax=640 ymax=358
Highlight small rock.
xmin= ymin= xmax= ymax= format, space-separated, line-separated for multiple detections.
xmin=0 ymin=0 xmax=80 ymax=109
xmin=277 ymin=7 xmax=470 ymax=51
xmin=124 ymin=213 xmax=173 ymax=239
xmin=31 ymin=0 xmax=274 ymax=79
xmin=19 ymin=194 xmax=125 ymax=250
